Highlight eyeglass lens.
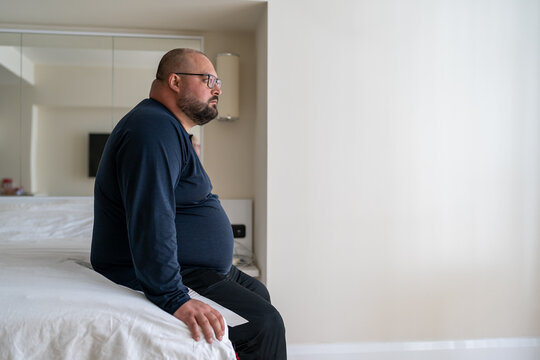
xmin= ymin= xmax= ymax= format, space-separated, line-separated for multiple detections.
xmin=207 ymin=75 xmax=222 ymax=89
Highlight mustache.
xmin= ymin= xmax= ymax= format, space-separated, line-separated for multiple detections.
xmin=209 ymin=96 xmax=219 ymax=103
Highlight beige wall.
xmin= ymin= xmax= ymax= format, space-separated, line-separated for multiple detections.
xmin=201 ymin=31 xmax=257 ymax=200
xmin=267 ymin=0 xmax=540 ymax=345
xmin=254 ymin=8 xmax=268 ymax=283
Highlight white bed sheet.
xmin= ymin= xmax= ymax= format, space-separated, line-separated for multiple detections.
xmin=0 ymin=197 xmax=236 ymax=360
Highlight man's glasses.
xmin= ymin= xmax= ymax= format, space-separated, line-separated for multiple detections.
xmin=175 ymin=73 xmax=222 ymax=89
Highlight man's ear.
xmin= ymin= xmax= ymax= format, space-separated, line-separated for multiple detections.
xmin=168 ymin=73 xmax=181 ymax=93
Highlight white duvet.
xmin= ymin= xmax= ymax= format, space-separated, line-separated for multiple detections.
xmin=0 ymin=197 xmax=236 ymax=360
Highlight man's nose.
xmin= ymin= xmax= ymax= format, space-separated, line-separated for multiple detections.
xmin=211 ymin=84 xmax=222 ymax=96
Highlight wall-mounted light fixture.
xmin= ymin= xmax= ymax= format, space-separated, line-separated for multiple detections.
xmin=216 ymin=53 xmax=239 ymax=121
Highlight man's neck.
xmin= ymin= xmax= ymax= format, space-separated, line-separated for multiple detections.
xmin=150 ymin=95 xmax=195 ymax=133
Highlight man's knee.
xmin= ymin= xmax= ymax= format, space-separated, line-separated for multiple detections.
xmin=229 ymin=302 xmax=286 ymax=359
xmin=253 ymin=281 xmax=271 ymax=303
xmin=238 ymin=303 xmax=285 ymax=338
xmin=259 ymin=305 xmax=285 ymax=336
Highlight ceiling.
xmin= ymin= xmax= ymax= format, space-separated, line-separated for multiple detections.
xmin=0 ymin=0 xmax=266 ymax=32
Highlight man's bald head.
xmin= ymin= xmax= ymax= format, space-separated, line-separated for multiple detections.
xmin=155 ymin=48 xmax=207 ymax=81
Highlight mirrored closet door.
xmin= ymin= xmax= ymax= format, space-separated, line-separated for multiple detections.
xmin=0 ymin=31 xmax=202 ymax=196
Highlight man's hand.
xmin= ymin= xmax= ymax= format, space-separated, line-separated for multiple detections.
xmin=173 ymin=299 xmax=225 ymax=343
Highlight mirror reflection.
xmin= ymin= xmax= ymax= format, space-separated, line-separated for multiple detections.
xmin=0 ymin=32 xmax=202 ymax=196
xmin=0 ymin=33 xmax=23 ymax=195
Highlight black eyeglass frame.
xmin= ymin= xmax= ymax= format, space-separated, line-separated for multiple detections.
xmin=174 ymin=72 xmax=222 ymax=89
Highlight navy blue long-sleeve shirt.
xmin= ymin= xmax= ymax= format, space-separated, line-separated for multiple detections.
xmin=91 ymin=98 xmax=234 ymax=315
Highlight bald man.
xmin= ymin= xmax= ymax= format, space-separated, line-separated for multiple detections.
xmin=91 ymin=49 xmax=286 ymax=359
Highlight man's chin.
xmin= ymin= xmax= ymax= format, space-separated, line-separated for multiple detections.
xmin=194 ymin=112 xmax=217 ymax=126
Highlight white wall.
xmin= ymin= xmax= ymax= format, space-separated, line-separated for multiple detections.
xmin=267 ymin=0 xmax=540 ymax=345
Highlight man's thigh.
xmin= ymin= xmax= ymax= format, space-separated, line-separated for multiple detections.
xmin=226 ymin=266 xmax=271 ymax=302
xmin=180 ymin=267 xmax=283 ymax=347
xmin=180 ymin=266 xmax=273 ymax=323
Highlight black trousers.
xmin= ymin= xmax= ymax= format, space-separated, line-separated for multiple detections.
xmin=181 ymin=266 xmax=287 ymax=360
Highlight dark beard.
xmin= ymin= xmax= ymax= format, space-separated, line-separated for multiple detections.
xmin=178 ymin=94 xmax=218 ymax=126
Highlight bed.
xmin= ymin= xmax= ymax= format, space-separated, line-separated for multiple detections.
xmin=0 ymin=196 xmax=237 ymax=360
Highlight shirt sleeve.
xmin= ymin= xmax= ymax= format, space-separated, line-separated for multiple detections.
xmin=115 ymin=118 xmax=190 ymax=315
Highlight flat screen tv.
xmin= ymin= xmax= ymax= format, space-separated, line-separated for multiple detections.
xmin=88 ymin=133 xmax=110 ymax=177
